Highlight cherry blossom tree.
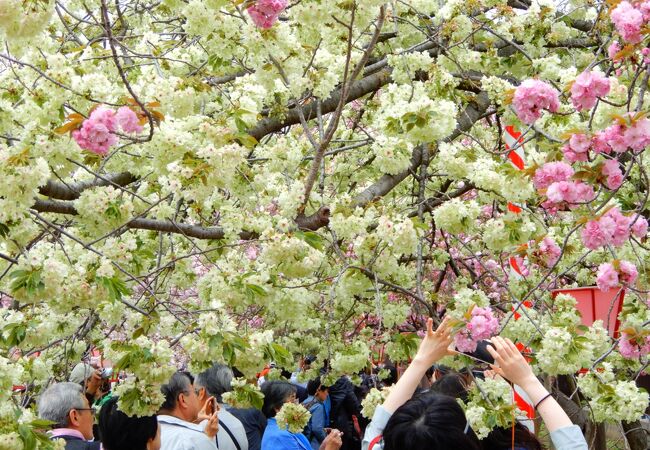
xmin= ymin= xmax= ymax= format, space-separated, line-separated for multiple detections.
xmin=0 ymin=0 xmax=649 ymax=448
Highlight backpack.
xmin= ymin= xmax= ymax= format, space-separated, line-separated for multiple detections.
xmin=302 ymin=400 xmax=322 ymax=442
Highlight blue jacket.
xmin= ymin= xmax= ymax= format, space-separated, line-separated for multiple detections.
xmin=302 ymin=396 xmax=327 ymax=450
xmin=261 ymin=418 xmax=311 ymax=450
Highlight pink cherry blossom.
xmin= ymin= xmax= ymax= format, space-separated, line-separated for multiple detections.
xmin=623 ymin=117 xmax=650 ymax=152
xmin=454 ymin=306 xmax=499 ymax=353
xmin=631 ymin=216 xmax=648 ymax=238
xmin=592 ymin=131 xmax=612 ymax=154
xmin=512 ymin=79 xmax=560 ymax=124
xmin=72 ymin=106 xmax=118 ymax=155
xmin=116 ymin=106 xmax=143 ymax=133
xmin=601 ymin=124 xmax=628 ymax=153
xmin=581 ymin=220 xmax=608 ymax=250
xmin=608 ymin=41 xmax=622 ymax=61
xmin=570 ymin=71 xmax=610 ymax=111
xmin=601 ymin=159 xmax=623 ymax=190
xmin=538 ymin=236 xmax=561 ymax=266
xmin=533 ymin=162 xmax=574 ymax=189
xmin=618 ymin=332 xmax=650 ymax=359
xmin=545 ymin=181 xmax=594 ymax=206
xmin=596 ymin=263 xmax=619 ymax=291
xmin=247 ymin=0 xmax=288 ymax=29
xmin=611 ymin=1 xmax=644 ymax=44
xmin=619 ymin=260 xmax=638 ymax=285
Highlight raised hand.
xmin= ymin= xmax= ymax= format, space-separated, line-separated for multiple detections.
xmin=485 ymin=336 xmax=535 ymax=388
xmin=413 ymin=316 xmax=454 ymax=366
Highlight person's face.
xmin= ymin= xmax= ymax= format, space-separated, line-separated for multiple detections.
xmin=284 ymin=391 xmax=297 ymax=405
xmin=68 ymin=395 xmax=95 ymax=440
xmin=147 ymin=423 xmax=161 ymax=450
xmin=181 ymin=384 xmax=202 ymax=421
xmin=316 ymin=388 xmax=328 ymax=402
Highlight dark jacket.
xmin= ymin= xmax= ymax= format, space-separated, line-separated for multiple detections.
xmin=57 ymin=435 xmax=101 ymax=450
xmin=328 ymin=377 xmax=361 ymax=450
xmin=228 ymin=406 xmax=267 ymax=450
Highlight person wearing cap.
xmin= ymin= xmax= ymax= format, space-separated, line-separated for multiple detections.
xmin=69 ymin=363 xmax=103 ymax=405
xmin=38 ymin=382 xmax=100 ymax=450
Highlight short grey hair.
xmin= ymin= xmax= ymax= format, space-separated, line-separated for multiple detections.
xmin=195 ymin=364 xmax=233 ymax=402
xmin=38 ymin=382 xmax=85 ymax=427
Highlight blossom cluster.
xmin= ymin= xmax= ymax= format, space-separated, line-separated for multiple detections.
xmin=71 ymin=106 xmax=143 ymax=155
xmin=610 ymin=1 xmax=650 ymax=44
xmin=247 ymin=0 xmax=288 ymax=29
xmin=596 ymin=260 xmax=638 ymax=291
xmin=275 ymin=402 xmax=311 ymax=434
xmin=453 ymin=306 xmax=499 ymax=353
xmin=512 ymin=79 xmax=559 ymax=124
xmin=580 ymin=207 xmax=647 ymax=250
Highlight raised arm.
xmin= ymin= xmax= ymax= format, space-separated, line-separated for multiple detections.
xmin=383 ymin=317 xmax=453 ymax=413
xmin=485 ymin=336 xmax=575 ymax=433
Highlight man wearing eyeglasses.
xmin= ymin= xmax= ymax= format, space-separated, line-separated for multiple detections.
xmin=38 ymin=382 xmax=100 ymax=450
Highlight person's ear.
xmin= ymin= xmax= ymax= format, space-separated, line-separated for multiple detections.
xmin=177 ymin=392 xmax=187 ymax=409
xmin=68 ymin=409 xmax=80 ymax=427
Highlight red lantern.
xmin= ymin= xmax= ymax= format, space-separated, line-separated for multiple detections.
xmin=551 ymin=286 xmax=625 ymax=337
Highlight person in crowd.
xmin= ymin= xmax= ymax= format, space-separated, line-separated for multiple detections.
xmin=37 ymin=382 xmax=100 ymax=450
xmin=195 ymin=364 xmax=249 ymax=450
xmin=98 ymin=396 xmax=161 ymax=450
xmin=327 ymin=375 xmax=361 ymax=450
xmin=69 ymin=363 xmax=103 ymax=405
xmin=361 ymin=317 xmax=588 ymax=450
xmin=429 ymin=372 xmax=470 ymax=402
xmin=291 ymin=355 xmax=316 ymax=389
xmin=302 ymin=378 xmax=330 ymax=450
xmin=229 ymin=368 xmax=268 ymax=450
xmin=158 ymin=371 xmax=219 ymax=450
xmin=282 ymin=368 xmax=308 ymax=403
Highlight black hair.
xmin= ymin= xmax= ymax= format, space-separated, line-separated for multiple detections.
xmin=261 ymin=380 xmax=297 ymax=418
xmin=382 ymin=393 xmax=481 ymax=450
xmin=430 ymin=373 xmax=470 ymax=402
xmin=160 ymin=371 xmax=193 ymax=411
xmin=99 ymin=396 xmax=158 ymax=450
xmin=306 ymin=377 xmax=327 ymax=396
xmin=481 ymin=423 xmax=543 ymax=450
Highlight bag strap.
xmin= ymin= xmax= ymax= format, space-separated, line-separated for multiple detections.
xmin=368 ymin=434 xmax=383 ymax=450
xmin=218 ymin=422 xmax=242 ymax=450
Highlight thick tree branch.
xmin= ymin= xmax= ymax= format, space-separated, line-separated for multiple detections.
xmin=353 ymin=91 xmax=491 ymax=208
xmin=39 ymin=172 xmax=138 ymax=200
xmin=31 ymin=199 xmax=330 ymax=241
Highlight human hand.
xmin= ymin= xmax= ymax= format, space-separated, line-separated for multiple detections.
xmin=85 ymin=370 xmax=103 ymax=395
xmin=319 ymin=429 xmax=343 ymax=450
xmin=413 ymin=316 xmax=454 ymax=366
xmin=198 ymin=397 xmax=217 ymax=422
xmin=485 ymin=336 xmax=536 ymax=388
xmin=203 ymin=408 xmax=219 ymax=439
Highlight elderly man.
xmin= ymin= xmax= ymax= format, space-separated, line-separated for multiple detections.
xmin=37 ymin=382 xmax=100 ymax=450
xmin=158 ymin=371 xmax=218 ymax=450
xmin=195 ymin=364 xmax=249 ymax=450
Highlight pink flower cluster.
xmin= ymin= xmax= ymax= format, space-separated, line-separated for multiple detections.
xmin=608 ymin=41 xmax=622 ymax=61
xmin=533 ymin=162 xmax=574 ymax=189
xmin=72 ymin=106 xmax=142 ymax=155
xmin=618 ymin=332 xmax=650 ymax=359
xmin=537 ymin=236 xmax=561 ymax=266
xmin=570 ymin=71 xmax=610 ymax=111
xmin=545 ymin=181 xmax=595 ymax=208
xmin=596 ymin=260 xmax=638 ymax=291
xmin=454 ymin=306 xmax=500 ymax=353
xmin=512 ymin=79 xmax=560 ymax=124
xmin=562 ymin=133 xmax=591 ymax=163
xmin=610 ymin=1 xmax=646 ymax=44
xmin=581 ymin=207 xmax=648 ymax=250
xmin=601 ymin=159 xmax=624 ymax=190
xmin=593 ymin=118 xmax=650 ymax=154
xmin=247 ymin=0 xmax=287 ymax=29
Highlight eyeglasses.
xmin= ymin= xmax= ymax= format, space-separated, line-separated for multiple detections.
xmin=74 ymin=407 xmax=97 ymax=414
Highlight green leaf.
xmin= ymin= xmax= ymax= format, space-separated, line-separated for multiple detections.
xmin=9 ymin=269 xmax=45 ymax=295
xmin=97 ymin=276 xmax=130 ymax=301
xmin=295 ymin=230 xmax=324 ymax=251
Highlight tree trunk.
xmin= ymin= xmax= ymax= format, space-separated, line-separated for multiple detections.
xmin=622 ymin=420 xmax=649 ymax=450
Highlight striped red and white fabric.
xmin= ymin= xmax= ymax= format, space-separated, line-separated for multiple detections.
xmin=504 ymin=125 xmax=535 ymax=430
